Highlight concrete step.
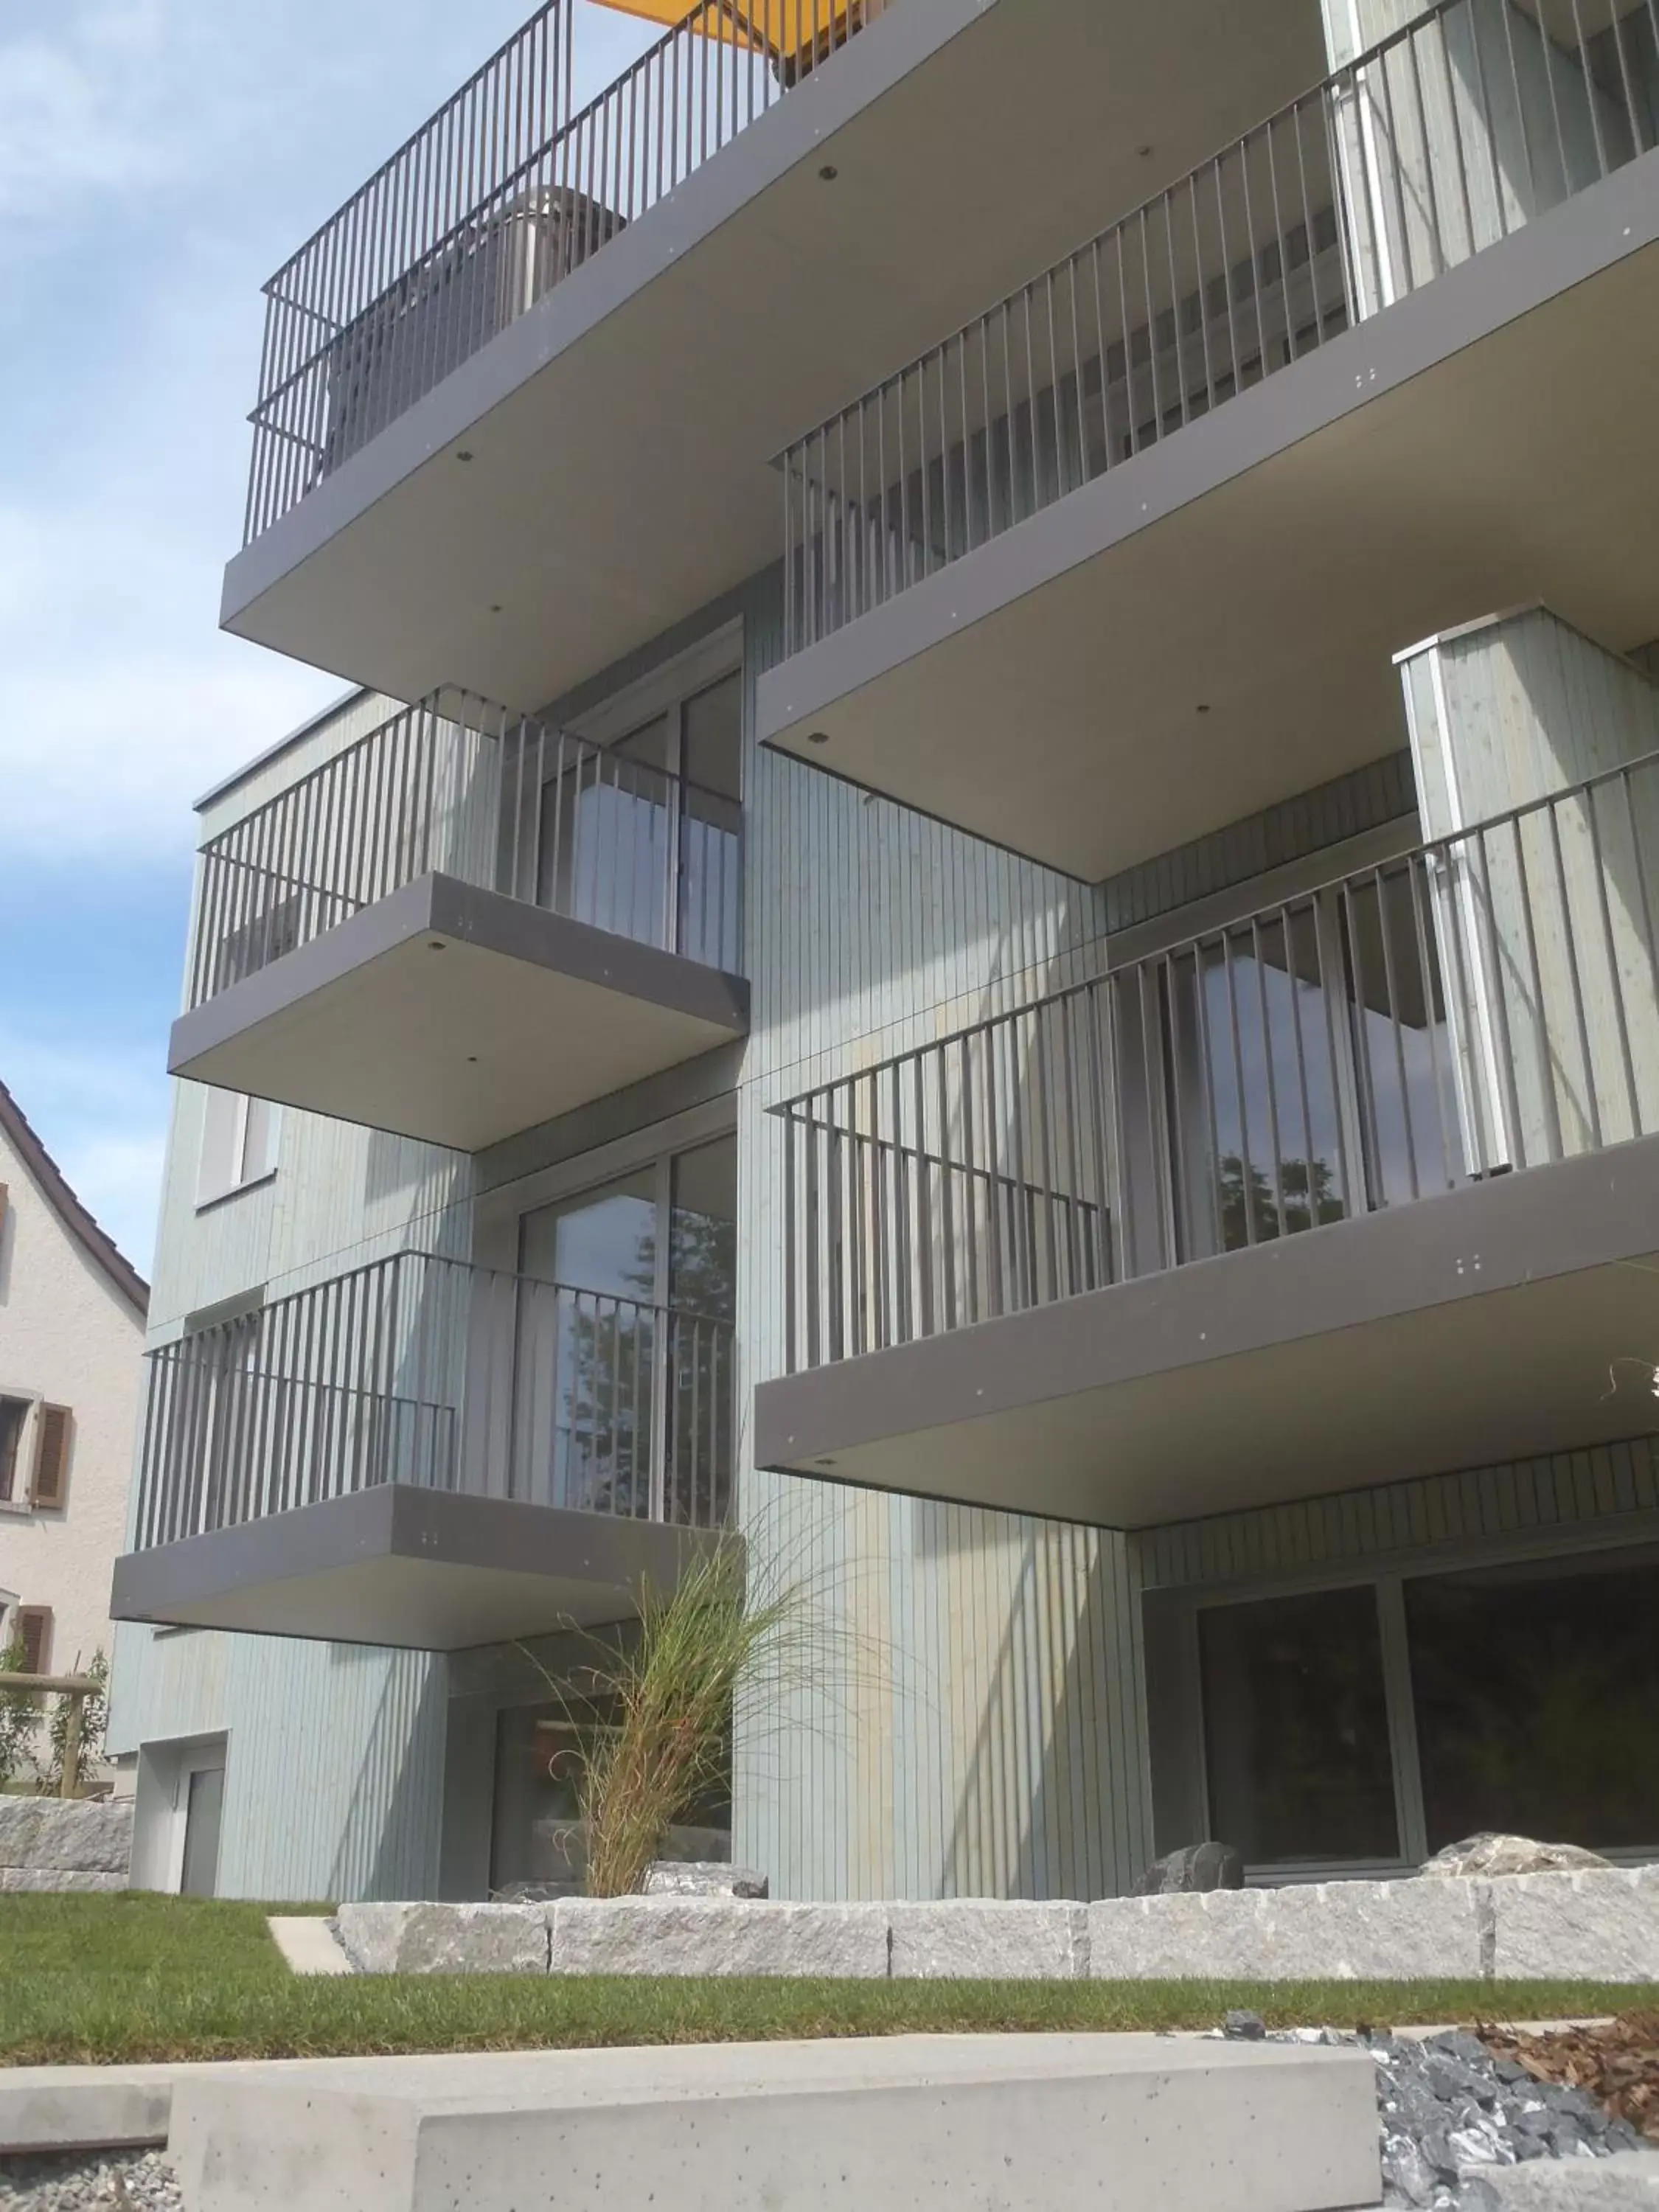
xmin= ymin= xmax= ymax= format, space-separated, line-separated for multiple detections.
xmin=1472 ymin=2153 xmax=1659 ymax=2207
xmin=169 ymin=2033 xmax=1382 ymax=2212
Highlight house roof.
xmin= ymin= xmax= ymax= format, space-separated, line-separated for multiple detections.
xmin=0 ymin=1078 xmax=149 ymax=1317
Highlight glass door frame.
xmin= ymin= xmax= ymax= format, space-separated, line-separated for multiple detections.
xmin=546 ymin=620 xmax=743 ymax=967
xmin=470 ymin=1096 xmax=739 ymax=1528
xmin=1104 ymin=816 xmax=1422 ymax=1275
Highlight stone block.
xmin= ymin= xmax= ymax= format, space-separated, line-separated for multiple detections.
xmin=888 ymin=1900 xmax=1089 ymax=1980
xmin=1473 ymin=2151 xmax=1659 ymax=2207
xmin=0 ymin=1798 xmax=133 ymax=1874
xmin=1490 ymin=1865 xmax=1659 ymax=1982
xmin=642 ymin=1862 xmax=770 ymax=1899
xmin=0 ymin=1868 xmax=126 ymax=1893
xmin=1090 ymin=1877 xmax=1486 ymax=1980
xmin=552 ymin=1898 xmax=891 ymax=1978
xmin=336 ymin=1902 xmax=549 ymax=1976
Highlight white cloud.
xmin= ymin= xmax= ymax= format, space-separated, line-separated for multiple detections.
xmin=0 ymin=1 xmax=173 ymax=220
xmin=0 ymin=495 xmax=338 ymax=861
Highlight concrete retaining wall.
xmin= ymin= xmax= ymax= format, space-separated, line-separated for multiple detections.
xmin=335 ymin=1865 xmax=1659 ymax=1980
xmin=0 ymin=1797 xmax=131 ymax=1893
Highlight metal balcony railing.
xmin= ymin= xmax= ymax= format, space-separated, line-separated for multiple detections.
xmin=246 ymin=0 xmax=891 ymax=544
xmin=188 ymin=692 xmax=743 ymax=1009
xmin=133 ymin=1251 xmax=736 ymax=1548
xmin=779 ymin=0 xmax=1659 ymax=655
xmin=775 ymin=750 xmax=1659 ymax=1371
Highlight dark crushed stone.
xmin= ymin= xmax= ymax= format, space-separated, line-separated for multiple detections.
xmin=1231 ymin=2024 xmax=1646 ymax=2211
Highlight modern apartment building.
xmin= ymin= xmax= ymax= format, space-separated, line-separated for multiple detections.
xmin=108 ymin=0 xmax=1659 ymax=1902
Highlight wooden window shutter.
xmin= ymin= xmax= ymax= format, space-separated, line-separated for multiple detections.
xmin=30 ymin=1405 xmax=72 ymax=1509
xmin=18 ymin=1606 xmax=52 ymax=1676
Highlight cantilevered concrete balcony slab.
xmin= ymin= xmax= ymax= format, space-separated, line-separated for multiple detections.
xmin=169 ymin=871 xmax=747 ymax=1153
xmin=114 ymin=1249 xmax=736 ymax=1648
xmin=168 ymin=695 xmax=747 ymax=1151
xmin=757 ymin=756 xmax=1659 ymax=1523
xmin=760 ymin=38 xmax=1659 ymax=880
xmin=219 ymin=0 xmax=1328 ymax=711
xmin=756 ymin=1133 xmax=1659 ymax=1528
xmin=110 ymin=1486 xmax=725 ymax=1651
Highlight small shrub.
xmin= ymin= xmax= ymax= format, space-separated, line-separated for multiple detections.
xmin=44 ymin=1649 xmax=108 ymax=1796
xmin=0 ymin=1637 xmax=42 ymax=1791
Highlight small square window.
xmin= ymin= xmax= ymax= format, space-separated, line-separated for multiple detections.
xmin=197 ymin=1091 xmax=280 ymax=1208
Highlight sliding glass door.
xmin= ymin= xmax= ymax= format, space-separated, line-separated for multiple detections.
xmin=511 ymin=1137 xmax=736 ymax=1525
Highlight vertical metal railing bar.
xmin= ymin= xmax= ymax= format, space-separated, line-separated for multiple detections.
xmin=1483 ymin=816 xmax=1548 ymax=1164
xmin=1340 ymin=877 xmax=1388 ymax=1207
xmin=1585 ymin=781 xmax=1642 ymax=1144
xmin=1565 ymin=0 xmax=1610 ymax=179
xmin=1621 ymin=766 xmax=1659 ymax=998
xmin=1545 ymin=796 xmax=1604 ymax=1152
xmin=1402 ymin=853 xmax=1457 ymax=1194
xmin=1432 ymin=825 xmax=1490 ymax=1176
xmin=1374 ymin=43 xmax=1419 ymax=293
xmin=1372 ymin=864 xmax=1422 ymax=1202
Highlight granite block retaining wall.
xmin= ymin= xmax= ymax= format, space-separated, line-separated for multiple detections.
xmin=335 ymin=1865 xmax=1659 ymax=1980
xmin=0 ymin=1797 xmax=131 ymax=1893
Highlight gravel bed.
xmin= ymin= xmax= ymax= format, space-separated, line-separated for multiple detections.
xmin=1221 ymin=2013 xmax=1649 ymax=2209
xmin=0 ymin=2151 xmax=181 ymax=2211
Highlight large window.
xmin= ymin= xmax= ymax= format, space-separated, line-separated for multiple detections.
xmin=1198 ymin=1587 xmax=1399 ymax=1866
xmin=1406 ymin=1557 xmax=1659 ymax=1854
xmin=1192 ymin=1548 xmax=1659 ymax=1871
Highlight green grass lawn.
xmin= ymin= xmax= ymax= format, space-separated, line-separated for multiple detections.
xmin=0 ymin=1893 xmax=1638 ymax=2067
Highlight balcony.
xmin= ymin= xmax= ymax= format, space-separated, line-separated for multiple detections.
xmin=218 ymin=0 xmax=1339 ymax=712
xmin=111 ymin=1251 xmax=734 ymax=1649
xmin=759 ymin=0 xmax=1659 ymax=878
xmin=754 ymin=749 xmax=1659 ymax=1524
xmin=167 ymin=692 xmax=748 ymax=1151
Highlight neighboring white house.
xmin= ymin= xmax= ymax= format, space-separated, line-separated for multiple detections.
xmin=0 ymin=1079 xmax=148 ymax=1694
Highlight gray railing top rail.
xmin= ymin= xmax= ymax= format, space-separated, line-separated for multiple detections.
xmin=770 ymin=741 xmax=1659 ymax=1111
xmin=149 ymin=1245 xmax=739 ymax=1348
xmin=196 ymin=689 xmax=735 ymax=870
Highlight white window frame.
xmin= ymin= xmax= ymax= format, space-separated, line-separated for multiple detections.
xmin=195 ymin=1089 xmax=281 ymax=1211
xmin=0 ymin=1390 xmax=41 ymax=1517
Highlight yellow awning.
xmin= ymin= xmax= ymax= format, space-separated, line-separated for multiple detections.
xmin=591 ymin=1 xmax=864 ymax=62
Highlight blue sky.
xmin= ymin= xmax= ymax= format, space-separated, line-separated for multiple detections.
xmin=0 ymin=0 xmax=659 ymax=1279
